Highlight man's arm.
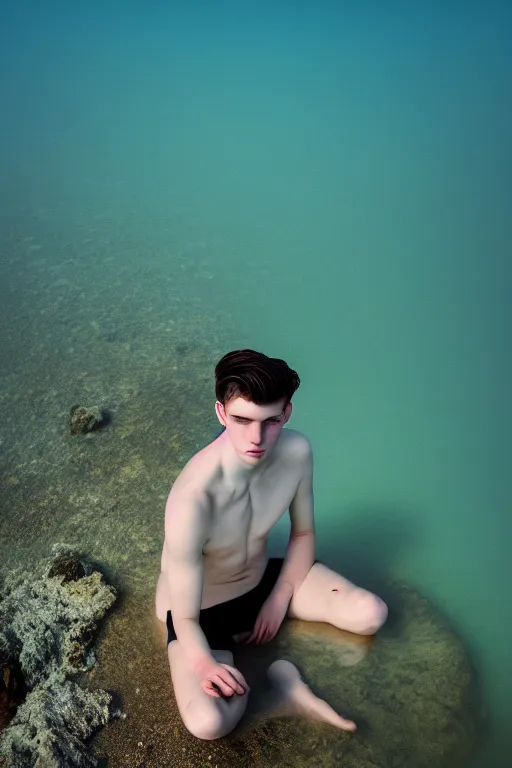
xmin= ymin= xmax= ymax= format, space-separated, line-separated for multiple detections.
xmin=274 ymin=436 xmax=316 ymax=601
xmin=247 ymin=436 xmax=316 ymax=644
xmin=165 ymin=491 xmax=249 ymax=698
xmin=164 ymin=491 xmax=213 ymax=670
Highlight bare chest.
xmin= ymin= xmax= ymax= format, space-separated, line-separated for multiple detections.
xmin=203 ymin=467 xmax=299 ymax=566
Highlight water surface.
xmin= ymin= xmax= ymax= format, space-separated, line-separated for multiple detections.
xmin=1 ymin=2 xmax=510 ymax=765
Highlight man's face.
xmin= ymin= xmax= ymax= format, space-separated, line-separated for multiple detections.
xmin=215 ymin=396 xmax=292 ymax=464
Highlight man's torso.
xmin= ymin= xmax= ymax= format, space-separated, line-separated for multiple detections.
xmin=156 ymin=429 xmax=306 ymax=619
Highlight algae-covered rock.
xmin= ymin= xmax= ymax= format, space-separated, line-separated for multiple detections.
xmin=0 ymin=675 xmax=112 ymax=768
xmin=0 ymin=558 xmax=116 ymax=686
xmin=0 ymin=551 xmax=118 ymax=767
xmin=70 ymin=405 xmax=106 ymax=435
xmin=47 ymin=556 xmax=87 ymax=583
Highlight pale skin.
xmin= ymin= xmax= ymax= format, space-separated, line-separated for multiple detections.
xmin=155 ymin=396 xmax=388 ymax=740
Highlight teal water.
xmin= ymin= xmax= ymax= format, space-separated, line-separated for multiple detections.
xmin=1 ymin=2 xmax=511 ymax=765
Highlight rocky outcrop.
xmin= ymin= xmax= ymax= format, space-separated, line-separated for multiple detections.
xmin=0 ymin=549 xmax=118 ymax=767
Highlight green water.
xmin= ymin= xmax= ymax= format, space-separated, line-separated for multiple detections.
xmin=1 ymin=2 xmax=511 ymax=765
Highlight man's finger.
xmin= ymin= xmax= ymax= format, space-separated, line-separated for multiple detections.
xmin=247 ymin=620 xmax=262 ymax=644
xmin=220 ymin=666 xmax=247 ymax=694
xmin=203 ymin=682 xmax=221 ymax=698
xmin=221 ymin=675 xmax=243 ymax=695
xmin=223 ymin=665 xmax=249 ymax=692
xmin=211 ymin=676 xmax=235 ymax=697
xmin=256 ymin=624 xmax=267 ymax=644
xmin=220 ymin=671 xmax=245 ymax=695
xmin=211 ymin=674 xmax=236 ymax=697
xmin=211 ymin=682 xmax=235 ymax=699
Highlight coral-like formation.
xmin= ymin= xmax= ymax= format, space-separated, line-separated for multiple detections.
xmin=0 ymin=676 xmax=111 ymax=768
xmin=70 ymin=405 xmax=106 ymax=435
xmin=0 ymin=549 xmax=118 ymax=767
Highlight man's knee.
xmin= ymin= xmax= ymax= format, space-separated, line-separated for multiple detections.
xmin=183 ymin=706 xmax=230 ymax=741
xmin=350 ymin=589 xmax=388 ymax=635
xmin=183 ymin=692 xmax=248 ymax=741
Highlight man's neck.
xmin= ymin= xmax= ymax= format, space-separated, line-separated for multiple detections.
xmin=217 ymin=432 xmax=267 ymax=486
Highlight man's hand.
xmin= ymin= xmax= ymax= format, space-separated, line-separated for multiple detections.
xmin=247 ymin=587 xmax=292 ymax=645
xmin=194 ymin=656 xmax=250 ymax=699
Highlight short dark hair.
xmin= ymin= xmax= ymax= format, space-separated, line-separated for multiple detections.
xmin=215 ymin=349 xmax=300 ymax=406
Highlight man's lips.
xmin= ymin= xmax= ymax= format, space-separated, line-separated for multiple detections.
xmin=247 ymin=449 xmax=265 ymax=455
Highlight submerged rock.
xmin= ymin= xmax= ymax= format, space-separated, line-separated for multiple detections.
xmin=0 ymin=550 xmax=118 ymax=767
xmin=70 ymin=405 xmax=106 ymax=435
xmin=47 ymin=555 xmax=87 ymax=583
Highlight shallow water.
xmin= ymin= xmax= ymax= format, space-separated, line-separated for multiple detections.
xmin=1 ymin=2 xmax=511 ymax=765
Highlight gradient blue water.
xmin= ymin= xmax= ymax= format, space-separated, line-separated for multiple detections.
xmin=1 ymin=3 xmax=511 ymax=765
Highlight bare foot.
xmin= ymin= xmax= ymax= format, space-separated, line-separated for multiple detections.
xmin=267 ymin=659 xmax=356 ymax=732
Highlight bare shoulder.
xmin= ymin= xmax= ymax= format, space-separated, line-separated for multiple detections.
xmin=168 ymin=439 xmax=221 ymax=499
xmin=164 ymin=443 xmax=220 ymax=546
xmin=279 ymin=429 xmax=313 ymax=463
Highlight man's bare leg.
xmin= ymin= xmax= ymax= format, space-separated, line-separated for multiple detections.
xmin=233 ymin=634 xmax=356 ymax=731
xmin=169 ymin=640 xmax=354 ymax=739
xmin=263 ymin=660 xmax=356 ymax=731
xmin=289 ymin=563 xmax=388 ymax=634
xmin=168 ymin=642 xmax=249 ymax=740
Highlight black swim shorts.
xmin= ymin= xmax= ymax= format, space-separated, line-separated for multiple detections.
xmin=166 ymin=557 xmax=284 ymax=651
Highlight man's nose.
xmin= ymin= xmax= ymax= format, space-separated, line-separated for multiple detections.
xmin=249 ymin=422 xmax=262 ymax=444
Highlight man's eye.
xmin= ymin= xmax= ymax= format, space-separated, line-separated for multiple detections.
xmin=233 ymin=417 xmax=280 ymax=424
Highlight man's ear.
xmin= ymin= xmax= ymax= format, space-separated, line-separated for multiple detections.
xmin=283 ymin=402 xmax=293 ymax=424
xmin=215 ymin=400 xmax=227 ymax=427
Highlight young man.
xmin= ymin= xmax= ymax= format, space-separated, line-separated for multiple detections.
xmin=156 ymin=350 xmax=387 ymax=740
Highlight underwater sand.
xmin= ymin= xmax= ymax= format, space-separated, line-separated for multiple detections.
xmin=0 ymin=243 xmax=484 ymax=766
